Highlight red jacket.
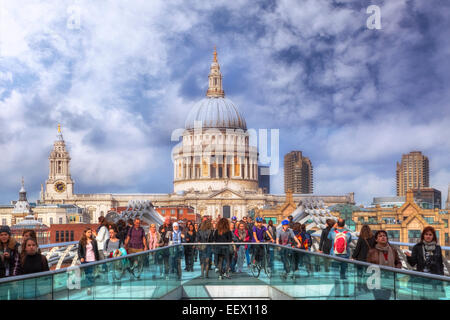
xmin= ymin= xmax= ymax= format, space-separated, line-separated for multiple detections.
xmin=234 ymin=229 xmax=250 ymax=249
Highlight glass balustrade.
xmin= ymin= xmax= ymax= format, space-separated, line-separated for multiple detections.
xmin=0 ymin=243 xmax=448 ymax=300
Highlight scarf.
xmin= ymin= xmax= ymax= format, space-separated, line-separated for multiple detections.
xmin=148 ymin=232 xmax=159 ymax=249
xmin=375 ymin=244 xmax=395 ymax=267
xmin=238 ymin=229 xmax=246 ymax=241
xmin=423 ymin=240 xmax=436 ymax=252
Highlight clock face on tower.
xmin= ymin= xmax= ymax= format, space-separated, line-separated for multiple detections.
xmin=54 ymin=181 xmax=66 ymax=193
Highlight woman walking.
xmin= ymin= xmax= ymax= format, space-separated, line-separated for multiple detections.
xmin=234 ymin=221 xmax=250 ymax=273
xmin=184 ymin=224 xmax=196 ymax=272
xmin=352 ymin=225 xmax=375 ymax=292
xmin=405 ymin=226 xmax=445 ymax=298
xmin=196 ymin=219 xmax=214 ymax=279
xmin=214 ymin=218 xmax=233 ymax=280
xmin=78 ymin=228 xmax=100 ymax=295
xmin=366 ymin=230 xmax=401 ymax=300
xmin=405 ymin=226 xmax=444 ymax=275
xmin=0 ymin=226 xmax=21 ymax=278
xmin=20 ymin=238 xmax=49 ymax=274
xmin=104 ymin=226 xmax=123 ymax=258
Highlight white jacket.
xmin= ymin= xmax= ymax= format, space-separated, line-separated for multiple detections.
xmin=96 ymin=225 xmax=110 ymax=251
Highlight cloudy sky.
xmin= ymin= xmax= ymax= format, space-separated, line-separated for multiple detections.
xmin=0 ymin=0 xmax=449 ymax=206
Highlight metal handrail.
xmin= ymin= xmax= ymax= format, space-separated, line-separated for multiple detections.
xmin=40 ymin=241 xmax=78 ymax=250
xmin=1 ymin=242 xmax=449 ymax=285
xmin=310 ymin=233 xmax=450 ymax=251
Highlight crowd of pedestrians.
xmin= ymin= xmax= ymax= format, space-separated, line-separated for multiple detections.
xmin=0 ymin=214 xmax=446 ymax=300
xmin=0 ymin=226 xmax=49 ymax=278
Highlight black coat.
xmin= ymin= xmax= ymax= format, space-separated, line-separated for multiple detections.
xmin=319 ymin=227 xmax=333 ymax=254
xmin=196 ymin=229 xmax=214 ymax=243
xmin=0 ymin=257 xmax=5 ymax=278
xmin=78 ymin=239 xmax=100 ymax=262
xmin=406 ymin=243 xmax=444 ymax=275
xmin=21 ymin=253 xmax=50 ymax=274
xmin=352 ymin=236 xmax=376 ymax=261
xmin=214 ymin=230 xmax=232 ymax=255
xmin=159 ymin=224 xmax=173 ymax=246
xmin=184 ymin=231 xmax=196 ymax=254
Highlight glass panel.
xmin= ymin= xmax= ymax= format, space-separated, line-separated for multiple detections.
xmin=0 ymin=244 xmax=448 ymax=300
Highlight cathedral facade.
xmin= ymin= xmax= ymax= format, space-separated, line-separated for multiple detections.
xmin=37 ymin=49 xmax=354 ymax=224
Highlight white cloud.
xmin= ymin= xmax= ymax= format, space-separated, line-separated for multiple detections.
xmin=0 ymin=0 xmax=448 ymax=209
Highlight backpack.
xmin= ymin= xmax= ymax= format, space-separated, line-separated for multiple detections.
xmin=333 ymin=229 xmax=349 ymax=255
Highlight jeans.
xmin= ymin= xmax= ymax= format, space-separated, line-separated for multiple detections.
xmin=230 ymin=250 xmax=237 ymax=272
xmin=170 ymin=247 xmax=183 ymax=278
xmin=217 ymin=254 xmax=230 ymax=276
xmin=245 ymin=247 xmax=251 ymax=266
xmin=184 ymin=248 xmax=194 ymax=271
xmin=82 ymin=262 xmax=95 ymax=287
xmin=332 ymin=254 xmax=348 ymax=279
xmin=280 ymin=248 xmax=293 ymax=274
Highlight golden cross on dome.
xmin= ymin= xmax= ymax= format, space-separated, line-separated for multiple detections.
xmin=58 ymin=123 xmax=61 ymax=133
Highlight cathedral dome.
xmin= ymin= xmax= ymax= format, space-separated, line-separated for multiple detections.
xmin=184 ymin=47 xmax=246 ymax=131
xmin=185 ymin=97 xmax=247 ymax=130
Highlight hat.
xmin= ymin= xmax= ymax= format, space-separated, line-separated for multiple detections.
xmin=256 ymin=217 xmax=263 ymax=222
xmin=173 ymin=222 xmax=179 ymax=227
xmin=0 ymin=225 xmax=11 ymax=235
xmin=281 ymin=220 xmax=289 ymax=226
xmin=231 ymin=216 xmax=237 ymax=220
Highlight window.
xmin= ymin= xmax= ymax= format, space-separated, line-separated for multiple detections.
xmin=424 ymin=217 xmax=434 ymax=224
xmin=382 ymin=217 xmax=396 ymax=224
xmin=171 ymin=209 xmax=175 ymax=215
xmin=2 ymin=219 xmax=6 ymax=225
xmin=443 ymin=219 xmax=448 ymax=228
xmin=70 ymin=231 xmax=74 ymax=241
xmin=56 ymin=231 xmax=59 ymax=242
xmin=408 ymin=230 xmax=421 ymax=243
xmin=38 ymin=218 xmax=43 ymax=223
xmin=387 ymin=230 xmax=400 ymax=241
xmin=161 ymin=209 xmax=165 ymax=214
xmin=66 ymin=231 xmax=69 ymax=242
xmin=59 ymin=217 xmax=63 ymax=224
xmin=179 ymin=209 xmax=183 ymax=215
xmin=50 ymin=217 xmax=53 ymax=225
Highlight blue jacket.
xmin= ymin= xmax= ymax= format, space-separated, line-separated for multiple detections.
xmin=328 ymin=227 xmax=352 ymax=258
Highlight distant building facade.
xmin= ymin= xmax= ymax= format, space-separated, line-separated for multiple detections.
xmin=446 ymin=185 xmax=450 ymax=210
xmin=352 ymin=190 xmax=450 ymax=257
xmin=155 ymin=206 xmax=199 ymax=223
xmin=412 ymin=187 xmax=442 ymax=209
xmin=284 ymin=151 xmax=313 ymax=194
xmin=0 ymin=180 xmax=87 ymax=227
xmin=50 ymin=223 xmax=99 ymax=243
xmin=256 ymin=190 xmax=297 ymax=224
xmin=258 ymin=166 xmax=270 ymax=194
xmin=396 ymin=151 xmax=429 ymax=196
xmin=371 ymin=196 xmax=406 ymax=208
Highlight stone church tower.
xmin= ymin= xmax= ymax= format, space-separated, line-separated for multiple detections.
xmin=42 ymin=125 xmax=74 ymax=201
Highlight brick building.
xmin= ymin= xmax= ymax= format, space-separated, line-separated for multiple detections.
xmin=155 ymin=206 xmax=199 ymax=223
xmin=49 ymin=223 xmax=99 ymax=243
